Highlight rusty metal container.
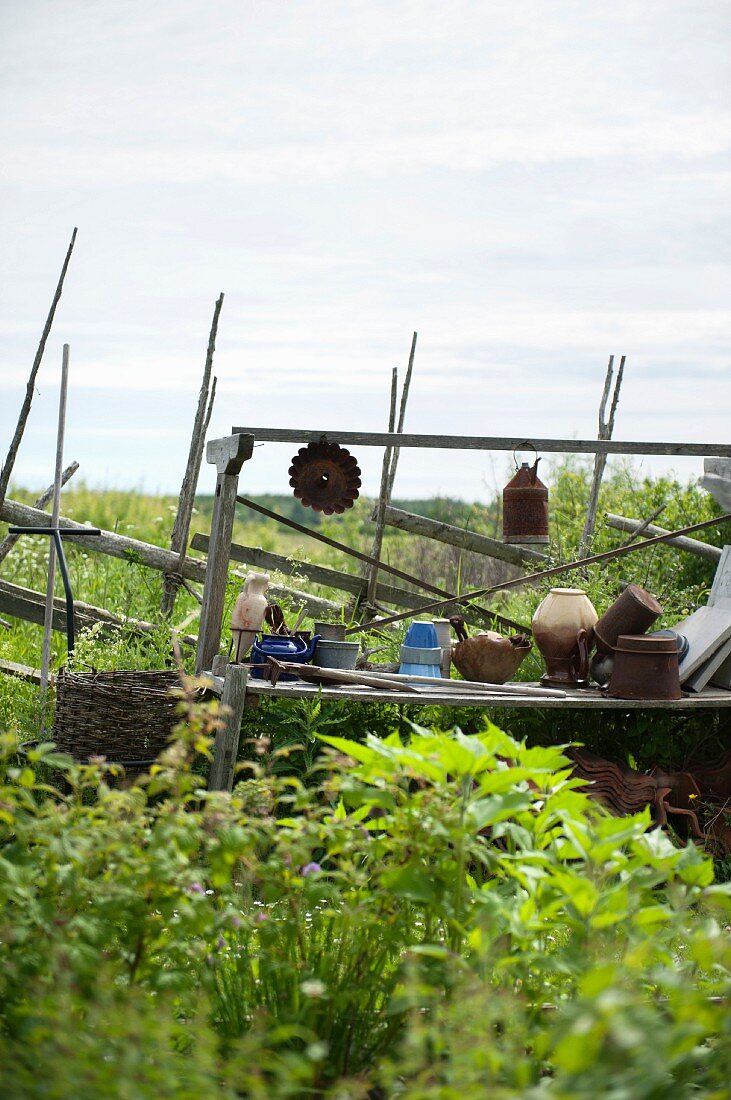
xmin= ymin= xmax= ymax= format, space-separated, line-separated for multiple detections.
xmin=608 ymin=633 xmax=682 ymax=700
xmin=502 ymin=457 xmax=549 ymax=545
xmin=593 ymin=584 xmax=663 ymax=655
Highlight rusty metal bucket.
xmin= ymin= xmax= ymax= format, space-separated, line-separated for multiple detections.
xmin=608 ymin=633 xmax=681 ymax=700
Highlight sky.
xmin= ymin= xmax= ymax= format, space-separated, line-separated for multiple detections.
xmin=1 ymin=0 xmax=729 ymax=504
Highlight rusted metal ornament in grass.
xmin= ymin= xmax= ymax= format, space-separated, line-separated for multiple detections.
xmin=288 ymin=441 xmax=361 ymax=515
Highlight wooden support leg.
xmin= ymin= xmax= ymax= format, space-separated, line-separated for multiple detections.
xmin=196 ymin=434 xmax=253 ymax=673
xmin=209 ymin=663 xmax=248 ymax=792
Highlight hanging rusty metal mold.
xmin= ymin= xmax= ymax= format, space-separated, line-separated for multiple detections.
xmin=288 ymin=441 xmax=361 ymax=515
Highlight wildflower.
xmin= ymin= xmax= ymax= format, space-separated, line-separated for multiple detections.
xmin=253 ymin=910 xmax=269 ymax=924
xmin=300 ymin=979 xmax=326 ymax=998
xmin=301 ymin=862 xmax=321 ymax=876
xmin=230 ymin=914 xmax=242 ymax=929
xmin=187 ymin=882 xmax=205 ymax=895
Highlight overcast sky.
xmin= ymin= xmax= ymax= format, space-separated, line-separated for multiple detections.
xmin=1 ymin=0 xmax=729 ymax=503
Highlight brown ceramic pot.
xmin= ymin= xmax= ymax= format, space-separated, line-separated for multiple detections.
xmin=532 ymin=587 xmax=598 ymax=686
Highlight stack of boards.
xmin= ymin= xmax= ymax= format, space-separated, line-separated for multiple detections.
xmin=677 ymin=546 xmax=731 ymax=692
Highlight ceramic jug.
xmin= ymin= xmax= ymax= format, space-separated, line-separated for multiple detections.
xmin=231 ymin=572 xmax=270 ymax=662
xmin=532 ymin=587 xmax=597 ymax=686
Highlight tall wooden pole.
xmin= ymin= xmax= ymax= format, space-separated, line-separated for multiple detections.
xmin=40 ymin=344 xmax=70 ymax=714
xmin=579 ymin=355 xmax=626 ymax=558
xmin=162 ymin=293 xmax=223 ymax=616
xmin=385 ymin=331 xmax=417 ymax=499
xmin=0 ymin=229 xmax=77 ymax=510
xmin=365 ymin=368 xmax=399 ymax=608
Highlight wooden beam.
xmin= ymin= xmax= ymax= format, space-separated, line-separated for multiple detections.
xmin=0 ymin=499 xmax=339 ymax=624
xmin=196 ymin=435 xmax=254 ymax=673
xmin=604 ymin=514 xmax=723 ymax=562
xmin=0 ymin=659 xmax=45 ymax=684
xmin=231 ymin=426 xmax=731 ymax=458
xmin=208 ymin=664 xmax=248 ymax=791
xmin=379 ymin=504 xmax=547 ymax=566
xmin=1 ymin=498 xmax=211 ymax=583
xmin=242 ymin=677 xmax=731 ymax=710
xmin=0 ymin=577 xmax=197 ymax=645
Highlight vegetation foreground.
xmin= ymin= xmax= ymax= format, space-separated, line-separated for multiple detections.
xmin=1 ymin=462 xmax=730 ymax=1095
xmin=1 ymin=693 xmax=730 ymax=1098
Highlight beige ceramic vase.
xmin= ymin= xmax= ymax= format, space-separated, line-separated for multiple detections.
xmin=532 ymin=587 xmax=598 ymax=686
xmin=231 ymin=572 xmax=270 ymax=662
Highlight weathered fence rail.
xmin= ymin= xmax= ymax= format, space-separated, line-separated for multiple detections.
xmin=376 ymin=504 xmax=547 ymax=566
xmin=604 ymin=514 xmax=723 ymax=562
xmin=0 ymin=577 xmax=197 ymax=646
xmin=232 ymin=427 xmax=731 ymax=458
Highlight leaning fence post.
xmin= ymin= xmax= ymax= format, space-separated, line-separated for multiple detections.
xmin=195 ymin=434 xmax=254 ymax=673
xmin=208 ymin=663 xmax=248 ymax=791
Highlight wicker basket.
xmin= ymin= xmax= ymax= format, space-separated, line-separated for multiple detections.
xmin=52 ymin=669 xmax=184 ymax=765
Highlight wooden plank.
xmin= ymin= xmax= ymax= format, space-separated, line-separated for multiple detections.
xmin=196 ymin=435 xmax=256 ymax=673
xmin=208 ymin=664 xmax=248 ymax=791
xmin=231 ymin=426 xmax=731 ymax=458
xmin=197 ymin=472 xmax=239 ymax=673
xmin=0 ymin=659 xmax=45 ymax=684
xmin=604 ymin=514 xmax=723 ymax=562
xmin=266 ymin=660 xmax=566 ymax=698
xmin=379 ymin=504 xmax=547 ymax=566
xmin=685 ymin=633 xmax=731 ymax=693
xmin=701 ymin=458 xmax=731 ymax=510
xmin=677 ymin=605 xmax=731 ymax=682
xmin=242 ymin=678 xmax=731 ymax=710
xmin=709 ymin=546 xmax=731 ymax=605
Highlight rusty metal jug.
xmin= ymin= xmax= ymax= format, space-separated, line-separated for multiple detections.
xmin=502 ymin=450 xmax=549 ymax=545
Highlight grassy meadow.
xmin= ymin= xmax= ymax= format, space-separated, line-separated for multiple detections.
xmin=0 ymin=460 xmax=730 ymax=1097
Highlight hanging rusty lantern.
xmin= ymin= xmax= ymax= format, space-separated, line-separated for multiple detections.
xmin=288 ymin=441 xmax=361 ymax=515
xmin=502 ymin=446 xmax=549 ymax=545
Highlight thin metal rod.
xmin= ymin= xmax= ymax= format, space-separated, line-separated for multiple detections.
xmin=40 ymin=345 xmax=69 ymax=699
xmin=52 ymin=531 xmax=74 ymax=655
xmin=231 ymin=427 xmax=730 ymax=458
xmin=345 ymin=511 xmax=731 ymax=634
